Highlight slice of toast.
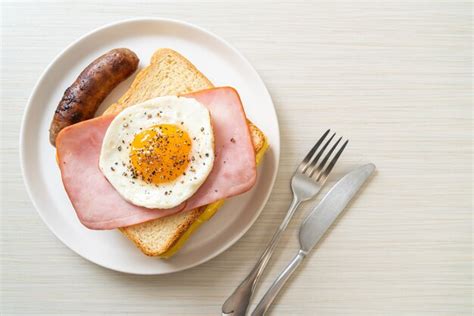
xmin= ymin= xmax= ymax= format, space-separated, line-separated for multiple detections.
xmin=105 ymin=49 xmax=267 ymax=257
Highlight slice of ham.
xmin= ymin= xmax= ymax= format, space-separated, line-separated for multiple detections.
xmin=56 ymin=87 xmax=257 ymax=229
xmin=56 ymin=116 xmax=186 ymax=229
xmin=183 ymin=88 xmax=257 ymax=209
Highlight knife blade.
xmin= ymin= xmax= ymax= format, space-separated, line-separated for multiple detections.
xmin=299 ymin=163 xmax=375 ymax=252
xmin=251 ymin=163 xmax=376 ymax=316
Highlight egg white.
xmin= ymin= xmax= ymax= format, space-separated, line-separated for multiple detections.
xmin=99 ymin=96 xmax=214 ymax=209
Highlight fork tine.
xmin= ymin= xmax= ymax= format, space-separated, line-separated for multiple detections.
xmin=311 ymin=137 xmax=342 ymax=178
xmin=305 ymin=132 xmax=336 ymax=176
xmin=316 ymin=139 xmax=349 ymax=182
xmin=297 ymin=129 xmax=330 ymax=173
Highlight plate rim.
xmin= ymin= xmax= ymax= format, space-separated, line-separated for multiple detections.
xmin=19 ymin=17 xmax=280 ymax=275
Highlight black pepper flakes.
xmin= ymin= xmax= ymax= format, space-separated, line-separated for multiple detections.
xmin=117 ymin=145 xmax=122 ymax=151
xmin=110 ymin=167 xmax=115 ymax=171
xmin=230 ymin=138 xmax=236 ymax=143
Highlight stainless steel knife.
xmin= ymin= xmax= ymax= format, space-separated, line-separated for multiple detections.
xmin=251 ymin=163 xmax=376 ymax=316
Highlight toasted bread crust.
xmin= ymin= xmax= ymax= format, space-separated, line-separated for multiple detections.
xmin=119 ymin=207 xmax=205 ymax=256
xmin=108 ymin=49 xmax=267 ymax=256
xmin=104 ymin=49 xmax=213 ymax=115
xmin=249 ymin=118 xmax=265 ymax=153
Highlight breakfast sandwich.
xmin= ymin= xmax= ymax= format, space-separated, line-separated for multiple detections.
xmin=50 ymin=48 xmax=268 ymax=257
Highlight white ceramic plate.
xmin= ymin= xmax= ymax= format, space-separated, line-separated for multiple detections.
xmin=20 ymin=18 xmax=279 ymax=274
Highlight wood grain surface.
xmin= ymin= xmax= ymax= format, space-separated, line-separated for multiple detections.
xmin=1 ymin=0 xmax=472 ymax=315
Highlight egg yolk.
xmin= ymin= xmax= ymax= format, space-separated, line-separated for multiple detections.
xmin=130 ymin=124 xmax=192 ymax=184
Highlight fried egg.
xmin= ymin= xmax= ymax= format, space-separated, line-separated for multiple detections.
xmin=99 ymin=96 xmax=214 ymax=209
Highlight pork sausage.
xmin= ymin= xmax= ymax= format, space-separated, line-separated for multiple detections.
xmin=49 ymin=48 xmax=139 ymax=146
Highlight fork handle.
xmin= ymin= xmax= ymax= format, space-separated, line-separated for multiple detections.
xmin=251 ymin=250 xmax=306 ymax=316
xmin=222 ymin=196 xmax=302 ymax=316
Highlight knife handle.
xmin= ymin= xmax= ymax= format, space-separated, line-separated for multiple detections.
xmin=251 ymin=250 xmax=306 ymax=316
xmin=222 ymin=197 xmax=302 ymax=316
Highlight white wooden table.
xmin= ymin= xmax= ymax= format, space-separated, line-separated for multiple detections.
xmin=1 ymin=1 xmax=472 ymax=315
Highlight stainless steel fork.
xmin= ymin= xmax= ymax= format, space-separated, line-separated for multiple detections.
xmin=222 ymin=129 xmax=348 ymax=316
